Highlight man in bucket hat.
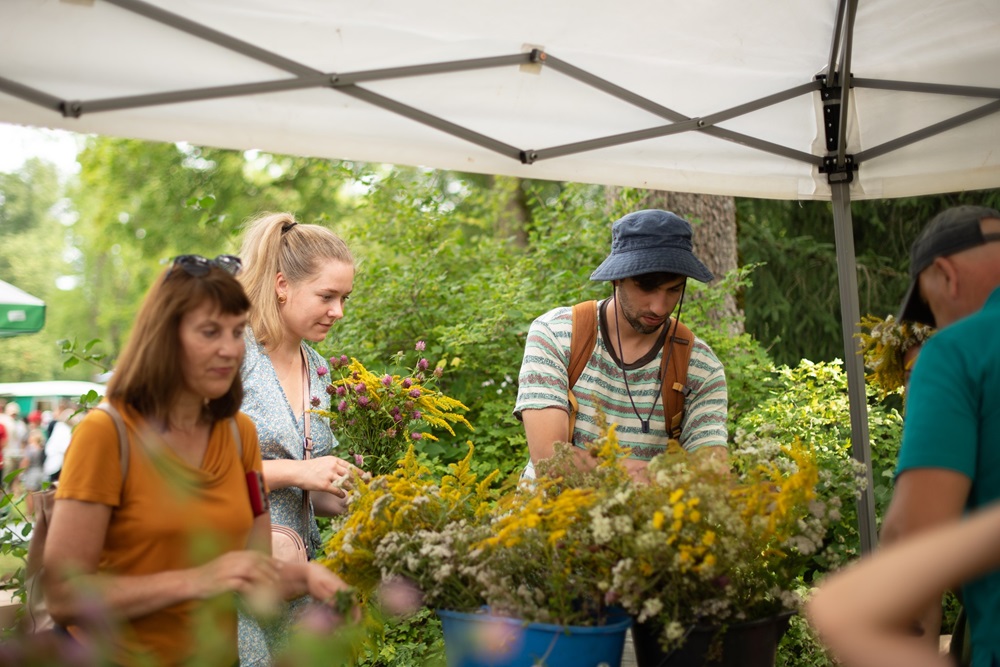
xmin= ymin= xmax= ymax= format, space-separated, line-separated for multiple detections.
xmin=514 ymin=209 xmax=728 ymax=479
xmin=881 ymin=205 xmax=1000 ymax=663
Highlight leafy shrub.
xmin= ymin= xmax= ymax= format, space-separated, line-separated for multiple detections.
xmin=348 ymin=607 xmax=446 ymax=667
xmin=735 ymin=359 xmax=903 ymax=572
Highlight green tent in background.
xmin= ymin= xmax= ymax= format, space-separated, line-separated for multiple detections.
xmin=0 ymin=279 xmax=45 ymax=337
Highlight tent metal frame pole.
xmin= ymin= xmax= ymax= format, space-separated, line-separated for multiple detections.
xmin=856 ymin=98 xmax=1000 ymax=163
xmin=528 ymin=80 xmax=822 ymax=164
xmin=0 ymin=76 xmax=64 ymax=113
xmin=824 ymin=0 xmax=877 ymax=555
xmin=853 ymin=78 xmax=1000 ymax=98
xmin=831 ymin=182 xmax=878 ymax=554
xmin=62 ymin=54 xmax=534 ymax=116
xmin=335 ymin=86 xmax=524 ymax=161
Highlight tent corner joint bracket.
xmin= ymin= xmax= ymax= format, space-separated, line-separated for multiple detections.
xmin=819 ymin=154 xmax=857 ymax=184
xmin=60 ymin=100 xmax=84 ymax=118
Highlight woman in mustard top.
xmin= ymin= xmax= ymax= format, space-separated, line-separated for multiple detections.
xmin=43 ymin=255 xmax=350 ymax=667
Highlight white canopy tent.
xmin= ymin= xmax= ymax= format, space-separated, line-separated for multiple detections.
xmin=0 ymin=278 xmax=46 ymax=337
xmin=2 ymin=0 xmax=999 ymax=551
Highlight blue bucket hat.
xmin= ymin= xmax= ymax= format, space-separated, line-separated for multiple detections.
xmin=590 ymin=209 xmax=714 ymax=283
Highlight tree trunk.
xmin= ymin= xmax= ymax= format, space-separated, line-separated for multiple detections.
xmin=489 ymin=175 xmax=529 ymax=247
xmin=607 ymin=189 xmax=743 ymax=334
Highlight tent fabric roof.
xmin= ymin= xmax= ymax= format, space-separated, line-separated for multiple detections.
xmin=0 ymin=279 xmax=46 ymax=337
xmin=1 ymin=0 xmax=998 ymax=200
xmin=2 ymin=0 xmax=999 ymax=553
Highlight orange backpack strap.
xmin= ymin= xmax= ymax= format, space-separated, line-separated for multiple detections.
xmin=567 ymin=301 xmax=599 ymax=437
xmin=661 ymin=320 xmax=694 ymax=440
xmin=569 ymin=301 xmax=598 ymax=389
xmin=568 ymin=302 xmax=694 ymax=442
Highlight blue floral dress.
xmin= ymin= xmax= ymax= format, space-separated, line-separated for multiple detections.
xmin=237 ymin=328 xmax=336 ymax=666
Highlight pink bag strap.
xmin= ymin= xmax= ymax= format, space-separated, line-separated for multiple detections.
xmin=300 ymin=347 xmax=313 ymax=525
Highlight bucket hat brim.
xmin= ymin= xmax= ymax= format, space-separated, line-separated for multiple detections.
xmin=590 ymin=247 xmax=714 ymax=282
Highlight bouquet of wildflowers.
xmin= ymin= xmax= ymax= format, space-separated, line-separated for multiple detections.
xmin=323 ymin=444 xmax=499 ymax=607
xmin=857 ymin=313 xmax=934 ymax=396
xmin=314 ymin=341 xmax=473 ymax=477
xmin=475 ymin=425 xmax=634 ymax=626
xmin=600 ymin=429 xmax=862 ymax=653
xmin=323 ymin=434 xmax=631 ymax=627
xmin=323 ymin=417 xmax=859 ymax=640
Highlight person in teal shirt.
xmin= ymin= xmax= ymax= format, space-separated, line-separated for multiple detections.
xmin=879 ymin=205 xmax=1000 ymax=667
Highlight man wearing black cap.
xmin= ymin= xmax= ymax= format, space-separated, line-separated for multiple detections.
xmin=881 ymin=205 xmax=1000 ymax=660
xmin=514 ymin=209 xmax=728 ymax=479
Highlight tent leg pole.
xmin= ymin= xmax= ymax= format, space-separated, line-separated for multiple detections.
xmin=831 ymin=182 xmax=878 ymax=554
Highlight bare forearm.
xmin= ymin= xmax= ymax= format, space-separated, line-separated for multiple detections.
xmin=878 ymin=470 xmax=971 ymax=643
xmin=810 ymin=505 xmax=1000 ymax=666
xmin=523 ymin=407 xmax=576 ymax=468
xmin=878 ymin=513 xmax=942 ymax=643
xmin=262 ymin=458 xmax=305 ymax=490
xmin=46 ymin=567 xmax=202 ymax=624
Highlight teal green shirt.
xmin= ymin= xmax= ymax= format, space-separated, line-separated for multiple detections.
xmin=898 ymin=286 xmax=1000 ymax=667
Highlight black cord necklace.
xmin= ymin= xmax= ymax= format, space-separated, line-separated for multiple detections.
xmin=612 ymin=284 xmax=685 ymax=434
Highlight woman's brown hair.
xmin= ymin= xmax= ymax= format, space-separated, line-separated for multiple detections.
xmin=106 ymin=263 xmax=250 ymax=424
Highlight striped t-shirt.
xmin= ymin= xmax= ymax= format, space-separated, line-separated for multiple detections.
xmin=514 ymin=300 xmax=728 ymax=460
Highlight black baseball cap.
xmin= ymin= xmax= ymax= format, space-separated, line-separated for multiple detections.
xmin=898 ymin=205 xmax=1000 ymax=326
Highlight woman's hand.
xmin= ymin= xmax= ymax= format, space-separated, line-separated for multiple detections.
xmin=275 ymin=560 xmax=354 ymax=605
xmin=300 ymin=455 xmax=364 ymax=496
xmin=304 ymin=562 xmax=354 ymax=605
xmin=193 ymin=550 xmax=281 ymax=600
xmin=312 ymin=489 xmax=351 ymax=517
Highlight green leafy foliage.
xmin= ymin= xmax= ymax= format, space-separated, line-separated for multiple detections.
xmin=0 ymin=472 xmax=32 ymax=628
xmin=735 ymin=359 xmax=902 ymax=572
xmin=776 ymin=602 xmax=835 ymax=667
xmin=738 ymin=192 xmax=1000 ymax=366
xmin=682 ymin=264 xmax=774 ymax=429
xmin=0 ymin=159 xmax=76 ymax=380
xmin=57 ymin=338 xmax=109 ymax=372
xmin=350 ymin=607 xmax=446 ymax=667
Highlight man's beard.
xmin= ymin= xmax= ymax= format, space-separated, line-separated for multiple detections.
xmin=617 ymin=291 xmax=665 ymax=335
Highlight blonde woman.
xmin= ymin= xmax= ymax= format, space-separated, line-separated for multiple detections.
xmin=236 ymin=212 xmax=361 ymax=665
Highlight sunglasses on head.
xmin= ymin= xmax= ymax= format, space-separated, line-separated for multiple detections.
xmin=165 ymin=254 xmax=242 ymax=279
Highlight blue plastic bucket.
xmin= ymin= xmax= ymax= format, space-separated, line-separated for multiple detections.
xmin=437 ymin=608 xmax=632 ymax=667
